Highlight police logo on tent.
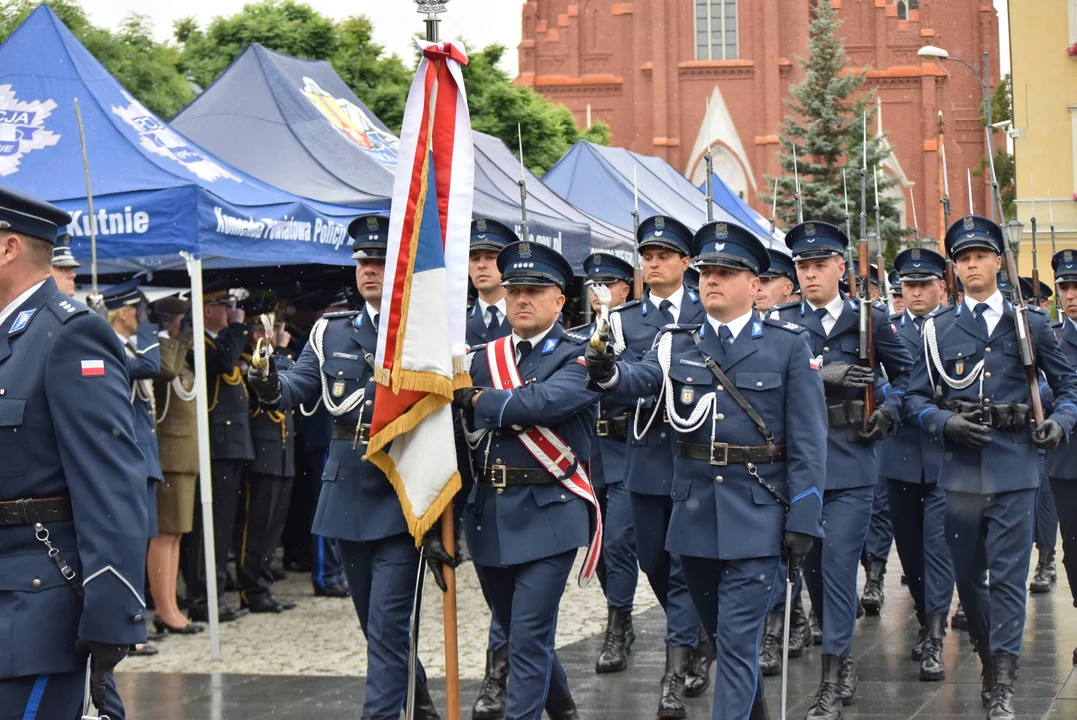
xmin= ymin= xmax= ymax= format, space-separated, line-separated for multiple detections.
xmin=299 ymin=77 xmax=399 ymax=169
xmin=0 ymin=84 xmax=61 ymax=177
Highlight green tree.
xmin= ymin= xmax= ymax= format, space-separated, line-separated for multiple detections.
xmin=0 ymin=0 xmax=193 ymax=119
xmin=764 ymin=0 xmax=904 ymax=263
xmin=972 ymin=74 xmax=1015 ymax=219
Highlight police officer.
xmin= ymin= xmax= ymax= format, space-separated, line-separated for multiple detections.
xmin=905 ymin=216 xmax=1077 ymax=719
xmin=453 ymin=240 xmax=596 ymax=720
xmin=755 ymin=249 xmax=798 ymax=312
xmin=0 ymin=187 xmax=147 ymax=717
xmin=50 ymin=234 xmax=79 ymax=297
xmin=465 ymin=218 xmax=513 ymax=720
xmin=1047 ymin=249 xmax=1077 ymax=665
xmin=880 ymin=248 xmax=954 ymax=681
xmin=609 ymin=215 xmax=712 ymax=716
xmin=889 ymin=271 xmax=905 ymax=315
xmin=586 ymin=220 xmax=827 ymax=720
xmin=771 ymin=221 xmax=912 ymax=719
xmin=573 ymin=251 xmax=640 ymax=674
xmin=247 ymin=216 xmax=444 ymax=720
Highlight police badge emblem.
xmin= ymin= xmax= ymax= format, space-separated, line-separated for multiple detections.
xmin=714 ymin=222 xmax=728 ymax=239
xmin=332 ymin=379 xmax=347 ymax=397
xmin=911 ymin=248 xmax=921 ymax=260
xmin=366 ymin=216 xmax=380 ymax=231
xmin=963 ymin=216 xmax=976 ymax=231
xmin=594 ymin=254 xmax=601 ymax=265
xmin=476 ymin=218 xmax=487 ymax=232
xmin=1066 ymin=250 xmax=1074 ymax=263
xmin=804 ymin=222 xmax=816 ymax=235
xmin=955 ymin=360 xmax=965 ymax=375
xmin=681 ymin=386 xmax=695 ymax=404
xmin=519 ymin=242 xmax=532 ymax=258
xmin=655 ymin=216 xmax=666 ymax=230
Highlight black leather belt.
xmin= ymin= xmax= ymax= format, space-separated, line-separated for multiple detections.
xmin=595 ymin=415 xmax=629 ymax=440
xmin=332 ymin=424 xmax=371 ymax=445
xmin=942 ymin=400 xmax=1031 ymax=430
xmin=479 ymin=465 xmax=560 ymax=489
xmin=0 ymin=496 xmax=73 ymax=527
xmin=675 ymin=442 xmax=786 ymax=466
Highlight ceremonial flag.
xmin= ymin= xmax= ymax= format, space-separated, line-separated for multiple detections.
xmin=367 ymin=38 xmax=473 ymax=540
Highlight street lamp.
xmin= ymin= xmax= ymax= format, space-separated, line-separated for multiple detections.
xmin=1006 ymin=217 xmax=1024 ymax=266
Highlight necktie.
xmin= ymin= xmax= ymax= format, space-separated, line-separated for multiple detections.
xmin=373 ymin=313 xmax=380 ymax=332
xmin=718 ymin=325 xmax=734 ymax=348
xmin=974 ymin=302 xmax=990 ymax=337
xmin=658 ymin=299 xmax=675 ymax=325
xmin=913 ymin=316 xmax=925 ymax=334
xmin=486 ymin=306 xmax=500 ymax=334
xmin=516 ymin=340 xmax=532 ymax=364
xmin=815 ymin=308 xmax=829 ymax=322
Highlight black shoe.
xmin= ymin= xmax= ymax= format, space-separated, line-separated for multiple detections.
xmin=1073 ymin=645 xmax=1076 ymax=665
xmin=1029 ymin=549 xmax=1055 ymax=594
xmin=977 ymin=646 xmax=994 ymax=708
xmin=147 ymin=629 xmax=167 ymax=642
xmin=790 ymin=591 xmax=813 ymax=658
xmin=272 ymin=595 xmax=297 ymax=610
xmin=861 ymin=560 xmax=885 ymax=616
xmin=810 ymin=611 xmax=823 ymax=645
xmin=749 ymin=692 xmax=769 ymax=720
xmin=414 ymin=679 xmax=441 ymax=720
xmin=951 ymin=603 xmax=968 ymax=630
xmin=987 ymin=653 xmax=1017 ymax=719
xmin=129 ymin=643 xmax=159 ymax=657
xmin=837 ymin=656 xmax=857 ymax=705
xmin=545 ymin=690 xmax=579 ymax=720
xmin=657 ymin=644 xmax=690 ymax=720
xmin=188 ymin=602 xmax=247 ymax=623
xmin=804 ymin=653 xmax=844 ymax=720
xmin=595 ymin=608 xmax=633 ymax=674
xmin=919 ymin=614 xmax=946 ymax=681
xmin=152 ymin=617 xmax=205 ymax=635
xmin=471 ymin=648 xmax=508 ymax=720
xmin=855 ymin=596 xmax=865 ymax=619
xmin=314 ymin=583 xmax=350 ymax=598
xmin=758 ymin=611 xmax=784 ymax=677
xmin=241 ymin=594 xmax=287 ymax=613
xmin=270 ymin=566 xmax=287 ymax=582
xmin=684 ymin=630 xmax=714 ymax=698
xmin=910 ymin=625 xmax=925 ymax=661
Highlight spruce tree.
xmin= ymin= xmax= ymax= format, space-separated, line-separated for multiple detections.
xmin=764 ymin=0 xmax=906 ymax=265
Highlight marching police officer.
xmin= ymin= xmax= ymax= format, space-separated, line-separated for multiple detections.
xmin=465 ymin=218 xmax=513 ymax=720
xmin=573 ymin=251 xmax=640 ymax=674
xmin=609 ymin=215 xmax=712 ymax=717
xmin=889 ymin=271 xmax=905 ymax=315
xmin=879 ymin=248 xmax=954 ymax=680
xmin=1047 ymin=249 xmax=1077 ymax=664
xmin=0 ymin=187 xmax=147 ymax=717
xmin=755 ymin=249 xmax=799 ymax=312
xmin=905 ymin=217 xmax=1077 ymax=719
xmin=454 ymin=241 xmax=597 ymax=720
xmin=771 ymin=221 xmax=912 ymax=719
xmin=248 ymin=216 xmax=444 ymax=720
xmin=49 ymin=234 xmax=79 ymax=297
xmin=586 ymin=220 xmax=827 ymax=720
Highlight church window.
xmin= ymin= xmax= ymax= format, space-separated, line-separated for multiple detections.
xmin=695 ymin=0 xmax=738 ymax=61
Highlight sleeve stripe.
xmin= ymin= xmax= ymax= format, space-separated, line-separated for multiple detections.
xmin=790 ymin=488 xmax=822 ymax=505
xmin=495 ymin=390 xmax=513 ymax=426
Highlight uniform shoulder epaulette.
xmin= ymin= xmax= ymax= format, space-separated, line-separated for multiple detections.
xmin=1028 ymin=304 xmax=1047 ymax=316
xmin=466 ymin=342 xmax=488 ymax=354
xmin=763 ymin=317 xmax=807 ymax=334
xmin=322 ymin=310 xmax=359 ymax=319
xmin=47 ymin=294 xmax=89 ymax=323
xmin=771 ymin=300 xmax=801 ymax=313
xmin=889 ymin=311 xmax=902 ymax=321
xmin=1052 ymin=320 xmax=1065 ymax=330
xmin=929 ymin=305 xmax=957 ymax=318
xmin=659 ymin=323 xmax=699 ymax=335
xmin=566 ymin=323 xmax=592 ymax=334
xmin=610 ymin=299 xmax=642 ymax=314
xmin=562 ymin=330 xmax=590 ymax=344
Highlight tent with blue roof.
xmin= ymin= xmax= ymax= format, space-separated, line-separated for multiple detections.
xmin=0 ymin=5 xmax=375 ymax=274
xmin=171 ymin=43 xmax=602 ymax=271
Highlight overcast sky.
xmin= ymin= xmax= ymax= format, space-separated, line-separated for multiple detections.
xmin=79 ymin=0 xmax=1009 ymax=79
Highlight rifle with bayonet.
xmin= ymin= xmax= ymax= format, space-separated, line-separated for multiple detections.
xmin=792 ymin=143 xmax=803 ymax=225
xmin=704 ymin=99 xmax=714 ymax=222
xmin=517 ymin=124 xmax=529 ymax=241
xmin=632 ymin=165 xmax=643 ymax=298
xmin=769 ymin=177 xmax=778 ymax=241
xmin=1050 ymin=190 xmax=1060 ymax=321
xmin=858 ymin=113 xmax=875 ymax=431
xmin=843 ymin=168 xmax=857 ymax=298
xmin=873 ymin=164 xmax=888 ymax=302
xmin=939 ymin=112 xmax=958 ymax=307
xmin=1031 ymin=177 xmax=1041 ymax=306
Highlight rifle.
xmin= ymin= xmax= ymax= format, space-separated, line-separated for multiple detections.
xmin=517 ymin=124 xmax=529 ymax=241
xmin=791 ymin=142 xmax=803 ymax=224
xmin=1031 ymin=176 xmax=1041 ymax=306
xmin=842 ymin=168 xmax=857 ymax=298
xmin=704 ymin=99 xmax=714 ymax=222
xmin=873 ymin=164 xmax=888 ymax=302
xmin=908 ymin=185 xmax=921 ymax=248
xmin=858 ymin=113 xmax=875 ymax=430
xmin=938 ymin=113 xmax=957 ymax=306
xmin=769 ymin=177 xmax=778 ymax=241
xmin=986 ymin=124 xmax=1045 ymax=425
xmin=632 ymin=165 xmax=644 ymax=298
xmin=1050 ymin=189 xmax=1060 ymax=321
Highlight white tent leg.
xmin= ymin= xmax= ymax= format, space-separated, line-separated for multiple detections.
xmin=185 ymin=254 xmax=222 ymax=662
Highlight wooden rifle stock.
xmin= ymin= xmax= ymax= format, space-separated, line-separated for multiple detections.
xmin=857 ymin=236 xmax=875 ymax=429
xmin=1002 ymin=244 xmax=1046 ymax=425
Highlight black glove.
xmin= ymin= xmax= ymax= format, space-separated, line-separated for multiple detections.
xmin=246 ymin=355 xmax=281 ymax=403
xmin=857 ymin=406 xmax=894 ymax=442
xmin=422 ymin=529 xmax=460 ymax=592
xmin=136 ymin=301 xmax=151 ymax=326
xmin=585 ymin=342 xmax=617 ymax=385
xmin=818 ymin=362 xmax=874 ymax=390
xmin=1033 ymin=419 xmax=1065 ymax=450
xmin=782 ymin=531 xmax=814 ymax=581
xmin=75 ymin=639 xmax=129 ymax=712
xmin=452 ymin=386 xmax=483 ymax=410
xmin=943 ymin=411 xmax=992 ymax=450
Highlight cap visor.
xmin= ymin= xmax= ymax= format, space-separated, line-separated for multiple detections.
xmin=638 ymin=239 xmax=687 ymax=254
xmin=501 ymin=275 xmax=562 ymax=288
xmin=469 ymin=242 xmax=503 ymax=253
xmin=693 ymin=255 xmax=757 ymax=274
xmin=792 ymin=249 xmax=842 ymax=261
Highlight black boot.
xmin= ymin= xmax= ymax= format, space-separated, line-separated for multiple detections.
xmin=910 ymin=624 xmax=925 ymax=661
xmin=951 ymin=602 xmax=968 ymax=630
xmin=987 ymin=653 xmax=1017 ymax=720
xmin=685 ymin=629 xmax=715 ymax=698
xmin=860 ymin=560 xmax=885 ymax=615
xmin=657 ymin=644 xmax=690 ymax=720
xmin=545 ymin=689 xmax=579 ymax=720
xmin=976 ymin=645 xmax=994 ymax=708
xmin=1029 ymin=549 xmax=1055 ymax=594
xmin=758 ymin=611 xmax=785 ymax=677
xmin=804 ymin=653 xmax=844 ymax=720
xmin=414 ymin=680 xmax=441 ymax=720
xmin=919 ymin=614 xmax=946 ymax=681
xmin=837 ymin=656 xmax=857 ymax=705
xmin=810 ymin=611 xmax=823 ymax=645
xmin=596 ymin=608 xmax=633 ymax=673
xmin=471 ymin=647 xmax=508 ymax=720
xmin=790 ymin=592 xmax=813 ymax=658
xmin=749 ymin=691 xmax=769 ymax=720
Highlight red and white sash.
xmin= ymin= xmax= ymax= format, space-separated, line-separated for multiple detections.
xmin=486 ymin=336 xmax=602 ymax=587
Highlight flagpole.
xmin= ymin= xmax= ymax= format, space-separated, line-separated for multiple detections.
xmin=415 ymin=3 xmax=460 ymax=719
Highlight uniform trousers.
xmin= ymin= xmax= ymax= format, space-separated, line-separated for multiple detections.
xmin=802 ymin=485 xmax=874 ymax=657
xmin=339 ymin=534 xmax=430 ymax=720
xmin=945 ymin=489 xmax=1036 ymax=656
xmin=1049 ymin=476 xmax=1077 ymax=603
xmin=182 ymin=458 xmax=245 ymax=603
xmin=595 ymin=480 xmax=638 ymax=612
xmin=1 ymin=671 xmax=124 ymax=720
xmin=682 ymin=555 xmax=781 ymax=720
xmin=886 ymin=479 xmax=954 ymax=620
xmin=238 ymin=473 xmax=288 ymax=601
xmin=1035 ymin=452 xmax=1058 ymax=552
xmin=263 ymin=476 xmax=292 ymax=579
xmin=863 ymin=474 xmax=893 ymax=563
xmin=474 ymin=550 xmax=577 ymax=720
xmin=630 ymin=492 xmax=700 ymax=647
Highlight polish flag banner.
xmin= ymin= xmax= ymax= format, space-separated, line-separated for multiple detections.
xmin=366 ymin=38 xmax=473 ymax=541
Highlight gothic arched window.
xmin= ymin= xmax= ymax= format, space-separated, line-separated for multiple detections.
xmin=695 ymin=0 xmax=738 ymax=60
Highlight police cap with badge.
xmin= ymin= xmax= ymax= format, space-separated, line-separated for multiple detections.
xmin=203 ymin=280 xmax=241 ymax=307
xmin=637 ymin=215 xmax=693 ymax=255
xmin=785 ymin=220 xmax=849 ymax=262
xmin=760 ymin=249 xmax=796 ymax=282
xmin=887 ymin=270 xmax=902 ymax=296
xmin=1019 ymin=276 xmax=1053 ymax=301
xmin=0 ymin=185 xmax=71 ymax=244
xmin=894 ymin=247 xmax=946 ymax=283
xmin=691 ymin=221 xmax=770 ymax=276
xmin=52 ymin=233 xmax=81 ymax=268
xmin=1053 ymin=249 xmax=1077 ymax=284
xmin=100 ymin=277 xmax=145 ymax=310
xmin=497 ymin=241 xmax=574 ymax=290
xmin=348 ymin=214 xmax=389 ymax=259
xmin=944 ymin=215 xmax=1004 ymax=259
xmin=583 ymin=252 xmax=634 ymax=285
xmin=471 ymin=217 xmax=519 ymax=253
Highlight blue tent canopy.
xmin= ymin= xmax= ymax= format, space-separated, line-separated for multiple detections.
xmin=697 ymin=173 xmax=783 ymax=243
xmin=172 ymin=44 xmax=600 ymax=271
xmin=544 ymin=141 xmax=784 ymax=250
xmin=0 ymin=6 xmax=373 ymax=273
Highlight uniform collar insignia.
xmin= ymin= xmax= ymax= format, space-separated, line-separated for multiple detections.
xmin=752 ymin=321 xmax=763 ymax=338
xmin=542 ymin=337 xmax=559 ymax=354
xmin=9 ymin=308 xmax=34 ymax=334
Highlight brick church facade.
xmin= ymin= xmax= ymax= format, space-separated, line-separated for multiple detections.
xmin=517 ymin=0 xmax=1001 ymax=242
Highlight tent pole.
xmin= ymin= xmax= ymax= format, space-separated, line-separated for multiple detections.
xmin=184 ymin=254 xmax=222 ymax=661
